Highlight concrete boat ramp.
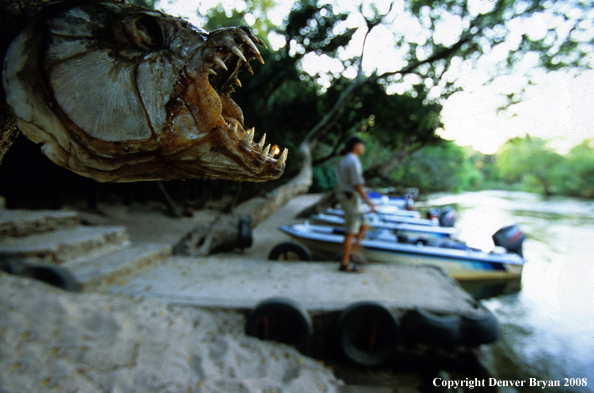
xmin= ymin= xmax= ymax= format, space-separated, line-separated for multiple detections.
xmin=110 ymin=256 xmax=478 ymax=315
xmin=106 ymin=255 xmax=497 ymax=368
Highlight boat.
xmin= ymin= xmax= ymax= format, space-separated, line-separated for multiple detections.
xmin=323 ymin=204 xmax=458 ymax=228
xmin=367 ymin=190 xmax=417 ymax=211
xmin=276 ymin=222 xmax=526 ymax=282
xmin=324 ymin=206 xmax=421 ymax=219
xmin=322 ymin=208 xmax=439 ymax=228
xmin=310 ymin=212 xmax=459 ymax=239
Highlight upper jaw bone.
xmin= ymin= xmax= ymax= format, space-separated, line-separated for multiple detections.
xmin=197 ymin=28 xmax=286 ymax=167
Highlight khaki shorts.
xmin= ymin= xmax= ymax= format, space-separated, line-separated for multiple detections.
xmin=338 ymin=192 xmax=369 ymax=234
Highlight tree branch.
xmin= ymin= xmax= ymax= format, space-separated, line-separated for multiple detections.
xmin=374 ymin=36 xmax=471 ymax=82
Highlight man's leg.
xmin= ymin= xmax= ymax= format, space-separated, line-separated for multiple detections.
xmin=353 ymin=223 xmax=370 ymax=254
xmin=339 ymin=195 xmax=362 ymax=271
xmin=341 ymin=233 xmax=355 ymax=267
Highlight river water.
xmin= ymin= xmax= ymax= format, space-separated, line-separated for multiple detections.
xmin=420 ymin=190 xmax=594 ymax=392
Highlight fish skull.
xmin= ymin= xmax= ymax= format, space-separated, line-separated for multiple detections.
xmin=2 ymin=2 xmax=287 ymax=182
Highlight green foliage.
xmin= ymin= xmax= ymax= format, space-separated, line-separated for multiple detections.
xmin=376 ymin=136 xmax=594 ymax=199
xmin=494 ymin=136 xmax=566 ymax=195
xmin=554 ymin=139 xmax=594 ymax=197
xmin=386 ymin=140 xmax=484 ymax=194
xmin=128 ymin=0 xmax=155 ymax=10
xmin=349 ymin=84 xmax=443 ymax=152
xmin=310 ymin=165 xmax=336 ymax=192
xmin=202 ymin=0 xmax=279 ymax=34
xmin=284 ymin=1 xmax=355 ymax=57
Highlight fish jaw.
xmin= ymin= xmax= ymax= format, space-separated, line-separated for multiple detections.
xmin=2 ymin=2 xmax=286 ymax=183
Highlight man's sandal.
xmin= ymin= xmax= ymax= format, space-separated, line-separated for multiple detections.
xmin=350 ymin=253 xmax=368 ymax=265
xmin=339 ymin=263 xmax=362 ymax=273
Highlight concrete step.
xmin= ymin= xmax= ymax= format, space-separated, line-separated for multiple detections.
xmin=0 ymin=209 xmax=80 ymax=238
xmin=65 ymin=243 xmax=172 ymax=292
xmin=0 ymin=225 xmax=130 ymax=264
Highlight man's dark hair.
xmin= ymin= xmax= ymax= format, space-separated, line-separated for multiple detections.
xmin=342 ymin=136 xmax=366 ymax=155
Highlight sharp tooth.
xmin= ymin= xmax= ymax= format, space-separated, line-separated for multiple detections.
xmin=245 ymin=63 xmax=254 ymax=75
xmin=213 ymin=56 xmax=228 ymax=71
xmin=233 ymin=123 xmax=238 ymax=134
xmin=278 ymin=148 xmax=288 ymax=164
xmin=254 ymin=53 xmax=265 ymax=65
xmin=251 ymin=34 xmax=267 ymax=49
xmin=241 ymin=35 xmax=258 ymax=52
xmin=260 ymin=144 xmax=270 ymax=158
xmin=257 ymin=133 xmax=266 ymax=148
xmin=243 ymin=128 xmax=254 ymax=144
xmin=207 ymin=68 xmax=217 ymax=75
xmin=244 ymin=37 xmax=264 ymax=60
xmin=234 ymin=76 xmax=242 ymax=87
xmin=231 ymin=46 xmax=248 ymax=62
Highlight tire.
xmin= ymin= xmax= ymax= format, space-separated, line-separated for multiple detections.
xmin=245 ymin=297 xmax=313 ymax=353
xmin=24 ymin=264 xmax=80 ymax=292
xmin=459 ymin=303 xmax=499 ymax=345
xmin=337 ymin=301 xmax=399 ymax=367
xmin=402 ymin=307 xmax=461 ymax=346
xmin=236 ymin=215 xmax=253 ymax=249
xmin=0 ymin=258 xmax=26 ymax=276
xmin=268 ymin=241 xmax=312 ymax=261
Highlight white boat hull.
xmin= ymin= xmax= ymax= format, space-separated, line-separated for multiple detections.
xmin=310 ymin=213 xmax=459 ymax=239
xmin=279 ymin=223 xmax=524 ymax=282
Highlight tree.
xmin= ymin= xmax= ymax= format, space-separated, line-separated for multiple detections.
xmin=557 ymin=139 xmax=594 ymax=197
xmin=495 ymin=136 xmax=566 ymax=195
xmin=241 ymin=0 xmax=592 ymax=203
xmin=392 ymin=141 xmax=485 ymax=194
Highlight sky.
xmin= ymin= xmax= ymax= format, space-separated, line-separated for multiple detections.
xmin=439 ymin=70 xmax=594 ymax=154
xmin=156 ymin=0 xmax=594 ymax=155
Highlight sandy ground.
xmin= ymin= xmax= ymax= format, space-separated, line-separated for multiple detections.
xmin=0 ymin=194 xmax=353 ymax=392
xmin=73 ymin=193 xmax=323 ymax=258
xmin=0 ymin=272 xmax=345 ymax=393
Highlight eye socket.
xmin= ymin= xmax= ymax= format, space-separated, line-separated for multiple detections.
xmin=135 ymin=15 xmax=164 ymax=48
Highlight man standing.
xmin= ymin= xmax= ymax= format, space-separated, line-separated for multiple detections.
xmin=336 ymin=136 xmax=376 ymax=272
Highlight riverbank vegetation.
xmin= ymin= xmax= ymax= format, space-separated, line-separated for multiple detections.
xmin=312 ymin=135 xmax=594 ymax=199
xmin=379 ymin=136 xmax=594 ymax=198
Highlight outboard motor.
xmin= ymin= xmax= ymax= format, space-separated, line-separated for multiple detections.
xmin=426 ymin=208 xmax=441 ymax=225
xmin=439 ymin=206 xmax=457 ymax=228
xmin=405 ymin=194 xmax=415 ymax=211
xmin=492 ymin=224 xmax=526 ymax=257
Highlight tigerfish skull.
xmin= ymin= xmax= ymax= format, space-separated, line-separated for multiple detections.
xmin=2 ymin=2 xmax=287 ymax=182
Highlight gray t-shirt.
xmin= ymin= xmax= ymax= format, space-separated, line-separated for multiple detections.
xmin=337 ymin=153 xmax=365 ymax=193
